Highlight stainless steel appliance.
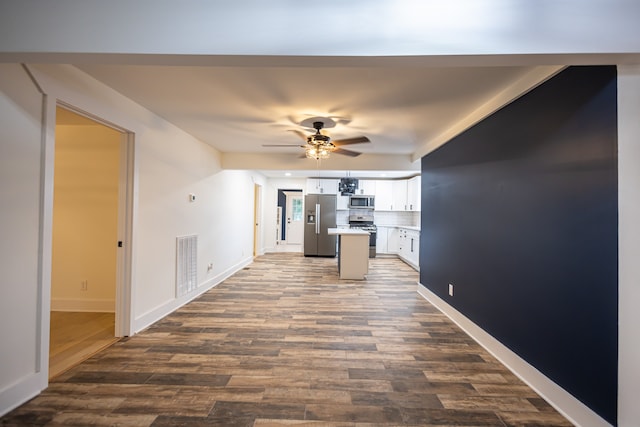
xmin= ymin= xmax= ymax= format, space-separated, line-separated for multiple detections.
xmin=349 ymin=195 xmax=375 ymax=209
xmin=304 ymin=194 xmax=337 ymax=257
xmin=348 ymin=214 xmax=377 ymax=258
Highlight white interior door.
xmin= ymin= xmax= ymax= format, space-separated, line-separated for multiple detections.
xmin=285 ymin=192 xmax=303 ymax=245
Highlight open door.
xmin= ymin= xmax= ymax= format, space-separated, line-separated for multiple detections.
xmin=49 ymin=105 xmax=133 ymax=378
xmin=253 ymin=183 xmax=262 ymax=257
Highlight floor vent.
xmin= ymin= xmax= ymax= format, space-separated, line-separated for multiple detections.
xmin=176 ymin=235 xmax=197 ymax=298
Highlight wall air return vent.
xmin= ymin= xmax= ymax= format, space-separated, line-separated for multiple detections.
xmin=176 ymin=235 xmax=197 ymax=298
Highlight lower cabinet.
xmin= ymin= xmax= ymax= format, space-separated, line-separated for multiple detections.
xmin=387 ymin=228 xmax=400 ymax=253
xmin=376 ymin=226 xmax=419 ymax=271
xmin=398 ymin=228 xmax=419 ymax=271
xmin=376 ymin=226 xmax=389 ymax=254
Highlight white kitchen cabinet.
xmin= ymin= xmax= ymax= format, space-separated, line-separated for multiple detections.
xmin=336 ymin=193 xmax=349 ymax=210
xmin=398 ymin=228 xmax=407 ymax=258
xmin=374 ymin=181 xmax=393 ymax=211
xmin=306 ymin=178 xmax=338 ymax=194
xmin=376 ymin=226 xmax=389 ymax=254
xmin=397 ymin=227 xmax=419 ymax=270
xmin=406 ymin=176 xmax=421 ymax=211
xmin=387 ymin=227 xmax=399 ymax=253
xmin=406 ymin=229 xmax=420 ymax=268
xmin=392 ymin=180 xmax=408 ymax=211
xmin=354 ymin=179 xmax=376 ymax=196
xmin=375 ymin=180 xmax=409 ymax=211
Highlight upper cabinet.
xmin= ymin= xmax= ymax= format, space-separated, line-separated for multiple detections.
xmin=374 ymin=181 xmax=392 ymax=210
xmin=306 ymin=176 xmax=421 ymax=211
xmin=406 ymin=176 xmax=421 ymax=211
xmin=374 ymin=179 xmax=414 ymax=211
xmin=392 ymin=180 xmax=408 ymax=211
xmin=353 ymin=179 xmax=376 ymax=196
xmin=306 ymin=178 xmax=338 ymax=195
xmin=375 ymin=176 xmax=420 ymax=211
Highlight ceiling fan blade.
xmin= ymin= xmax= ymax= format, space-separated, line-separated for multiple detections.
xmin=333 ymin=148 xmax=362 ymax=157
xmin=290 ymin=130 xmax=308 ymax=140
xmin=262 ymin=144 xmax=304 ymax=147
xmin=332 ymin=136 xmax=370 ymax=146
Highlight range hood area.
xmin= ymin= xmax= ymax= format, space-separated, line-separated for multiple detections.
xmin=338 ymin=177 xmax=358 ymax=195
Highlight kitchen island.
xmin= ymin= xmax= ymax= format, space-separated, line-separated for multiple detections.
xmin=327 ymin=228 xmax=370 ymax=280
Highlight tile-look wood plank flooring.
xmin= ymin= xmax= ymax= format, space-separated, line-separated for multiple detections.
xmin=2 ymin=254 xmax=572 ymax=426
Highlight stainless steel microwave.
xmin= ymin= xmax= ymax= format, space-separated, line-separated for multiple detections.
xmin=349 ymin=195 xmax=375 ymax=209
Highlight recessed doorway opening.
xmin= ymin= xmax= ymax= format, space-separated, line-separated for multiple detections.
xmin=49 ymin=105 xmax=133 ymax=378
xmin=276 ymin=189 xmax=303 ymax=252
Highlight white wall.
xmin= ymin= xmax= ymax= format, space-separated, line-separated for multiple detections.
xmin=617 ymin=63 xmax=640 ymax=427
xmin=0 ymin=63 xmax=267 ymax=416
xmin=0 ymin=64 xmax=48 ymax=416
xmin=51 ymin=123 xmax=120 ymax=312
xmin=133 ymin=166 xmax=266 ymax=330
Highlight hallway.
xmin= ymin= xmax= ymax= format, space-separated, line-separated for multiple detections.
xmin=1 ymin=254 xmax=570 ymax=426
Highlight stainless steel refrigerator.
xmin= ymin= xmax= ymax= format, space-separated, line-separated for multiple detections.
xmin=304 ymin=194 xmax=337 ymax=257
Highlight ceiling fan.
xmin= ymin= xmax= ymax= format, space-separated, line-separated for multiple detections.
xmin=263 ymin=120 xmax=370 ymax=159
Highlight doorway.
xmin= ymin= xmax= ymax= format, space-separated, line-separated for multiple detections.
xmin=254 ymin=183 xmax=262 ymax=257
xmin=49 ymin=106 xmax=132 ymax=377
xmin=285 ymin=192 xmax=304 ymax=244
xmin=276 ymin=189 xmax=303 ymax=252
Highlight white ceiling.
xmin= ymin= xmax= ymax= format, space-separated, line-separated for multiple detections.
xmin=7 ymin=1 xmax=640 ymax=179
xmin=75 ymin=62 xmax=535 ymax=155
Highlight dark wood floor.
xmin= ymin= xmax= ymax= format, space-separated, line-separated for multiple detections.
xmin=2 ymin=254 xmax=572 ymax=426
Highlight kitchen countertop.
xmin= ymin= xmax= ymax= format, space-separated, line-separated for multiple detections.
xmin=376 ymin=225 xmax=421 ymax=231
xmin=328 ymin=228 xmax=370 ymax=235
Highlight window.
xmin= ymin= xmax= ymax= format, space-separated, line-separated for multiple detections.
xmin=292 ymin=198 xmax=302 ymax=221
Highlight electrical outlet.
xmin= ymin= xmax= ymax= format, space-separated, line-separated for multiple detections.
xmin=207 ymin=262 xmax=213 ymax=272
xmin=81 ymin=280 xmax=88 ymax=291
xmin=448 ymin=283 xmax=454 ymax=296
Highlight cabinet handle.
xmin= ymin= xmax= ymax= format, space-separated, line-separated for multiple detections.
xmin=411 ymin=238 xmax=414 ymax=252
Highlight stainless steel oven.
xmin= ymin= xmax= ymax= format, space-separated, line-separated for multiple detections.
xmin=348 ymin=214 xmax=377 ymax=258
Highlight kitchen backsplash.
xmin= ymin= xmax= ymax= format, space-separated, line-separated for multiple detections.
xmin=337 ymin=210 xmax=419 ymax=228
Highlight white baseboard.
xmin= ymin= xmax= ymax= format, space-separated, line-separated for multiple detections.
xmin=0 ymin=372 xmax=46 ymax=417
xmin=398 ymin=255 xmax=419 ymax=271
xmin=133 ymin=256 xmax=253 ymax=334
xmin=50 ymin=298 xmax=115 ymax=312
xmin=416 ymin=283 xmax=611 ymax=427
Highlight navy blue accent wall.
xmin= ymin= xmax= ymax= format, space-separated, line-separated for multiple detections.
xmin=419 ymin=66 xmax=618 ymax=424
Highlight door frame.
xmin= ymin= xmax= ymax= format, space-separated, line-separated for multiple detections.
xmin=115 ymin=131 xmax=135 ymax=337
xmin=253 ymin=183 xmax=262 ymax=257
xmin=55 ymin=102 xmax=135 ymax=338
xmin=283 ymin=191 xmax=304 ymax=245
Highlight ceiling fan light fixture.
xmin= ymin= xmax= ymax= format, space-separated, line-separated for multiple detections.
xmin=305 ymin=144 xmax=332 ymax=160
xmin=263 ymin=117 xmax=369 ymax=158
